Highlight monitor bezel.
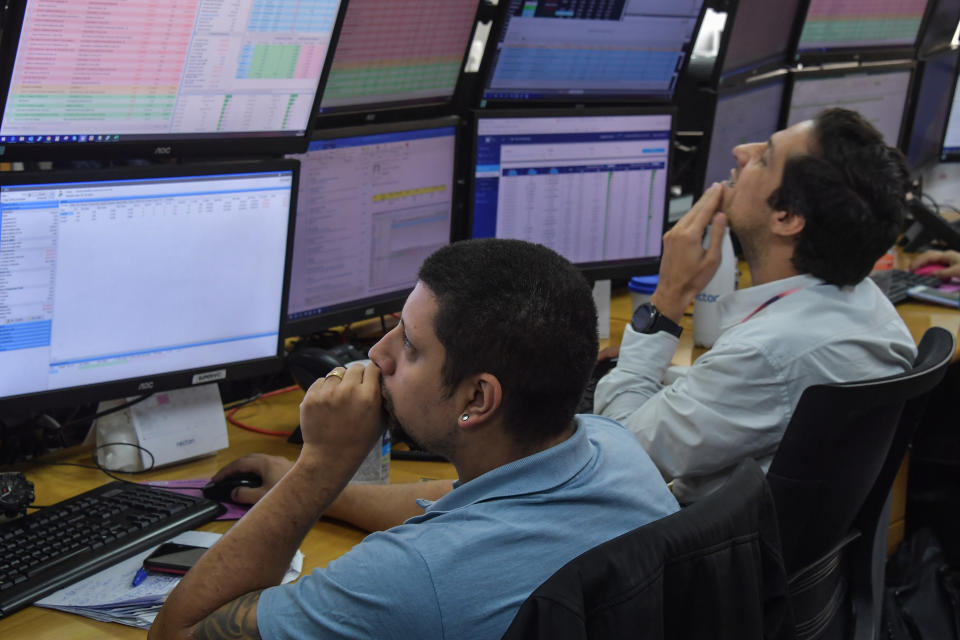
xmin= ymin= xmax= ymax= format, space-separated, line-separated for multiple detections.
xmin=903 ymin=48 xmax=960 ymax=170
xmin=693 ymin=71 xmax=789 ymax=199
xmin=793 ymin=0 xmax=936 ymax=65
xmin=468 ymin=106 xmax=676 ymax=283
xmin=713 ymin=0 xmax=809 ymax=88
xmin=281 ymin=115 xmax=463 ymax=339
xmin=0 ymin=0 xmax=349 ymax=162
xmin=311 ymin=0 xmax=484 ymax=127
xmin=918 ymin=0 xmax=960 ymax=57
xmin=477 ymin=2 xmax=708 ymax=108
xmin=783 ymin=61 xmax=918 ymax=151
xmin=0 ymin=159 xmax=300 ymax=413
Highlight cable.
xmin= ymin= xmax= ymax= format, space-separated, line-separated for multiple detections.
xmin=223 ymin=390 xmax=264 ymax=411
xmin=226 ymin=385 xmax=302 ymax=436
xmin=53 ymin=393 xmax=155 ymax=431
xmin=27 ymin=442 xmax=159 ymax=509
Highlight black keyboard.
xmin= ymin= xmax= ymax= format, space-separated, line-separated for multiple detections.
xmin=881 ymin=269 xmax=943 ymax=305
xmin=0 ymin=481 xmax=224 ymax=618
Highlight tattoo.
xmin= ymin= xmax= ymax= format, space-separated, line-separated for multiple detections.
xmin=191 ymin=590 xmax=263 ymax=640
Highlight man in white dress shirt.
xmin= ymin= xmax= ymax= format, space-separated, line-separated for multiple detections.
xmin=595 ymin=108 xmax=917 ymax=503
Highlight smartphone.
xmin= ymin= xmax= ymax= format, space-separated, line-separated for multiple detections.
xmin=907 ymin=285 xmax=960 ymax=308
xmin=143 ymin=542 xmax=208 ymax=575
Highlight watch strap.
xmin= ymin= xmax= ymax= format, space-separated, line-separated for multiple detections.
xmin=633 ymin=302 xmax=683 ymax=338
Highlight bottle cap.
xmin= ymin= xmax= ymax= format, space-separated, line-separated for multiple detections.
xmin=628 ymin=275 xmax=658 ymax=294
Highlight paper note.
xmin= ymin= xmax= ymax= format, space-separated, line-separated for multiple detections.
xmin=35 ymin=530 xmax=304 ymax=628
xmin=130 ymin=384 xmax=229 ymax=467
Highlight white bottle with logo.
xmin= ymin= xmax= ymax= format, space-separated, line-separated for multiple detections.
xmin=693 ymin=227 xmax=737 ymax=348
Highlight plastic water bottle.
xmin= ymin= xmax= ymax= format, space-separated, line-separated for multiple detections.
xmin=351 ymin=430 xmax=391 ymax=484
xmin=693 ymin=227 xmax=736 ymax=348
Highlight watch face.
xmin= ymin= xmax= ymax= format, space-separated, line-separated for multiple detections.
xmin=632 ymin=303 xmax=656 ymax=333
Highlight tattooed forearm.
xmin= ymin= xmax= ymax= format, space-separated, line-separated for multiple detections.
xmin=191 ymin=590 xmax=263 ymax=640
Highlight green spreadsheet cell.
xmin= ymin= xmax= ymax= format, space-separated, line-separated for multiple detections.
xmin=800 ymin=17 xmax=922 ymax=45
xmin=248 ymin=45 xmax=300 ymax=79
xmin=324 ymin=63 xmax=460 ymax=99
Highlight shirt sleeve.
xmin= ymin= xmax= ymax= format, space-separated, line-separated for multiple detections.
xmin=595 ymin=324 xmax=789 ymax=480
xmin=257 ymin=531 xmax=442 ymax=640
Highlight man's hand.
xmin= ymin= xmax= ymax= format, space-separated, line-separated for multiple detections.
xmin=298 ymin=362 xmax=385 ymax=476
xmin=651 ymin=183 xmax=729 ymax=322
xmin=211 ymin=454 xmax=293 ymax=504
xmin=149 ymin=361 xmax=388 ymax=640
xmin=910 ymin=249 xmax=960 ymax=279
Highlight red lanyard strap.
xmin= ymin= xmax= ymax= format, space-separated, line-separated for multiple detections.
xmin=740 ymin=286 xmax=804 ymax=324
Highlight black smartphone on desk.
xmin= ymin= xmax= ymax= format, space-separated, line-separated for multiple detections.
xmin=143 ymin=542 xmax=208 ymax=575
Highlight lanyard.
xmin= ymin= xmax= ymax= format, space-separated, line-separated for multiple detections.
xmin=740 ymin=286 xmax=804 ymax=324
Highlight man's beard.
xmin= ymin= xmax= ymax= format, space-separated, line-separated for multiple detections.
xmin=380 ymin=375 xmax=442 ymax=456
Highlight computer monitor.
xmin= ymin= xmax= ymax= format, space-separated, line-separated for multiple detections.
xmin=283 ymin=117 xmax=458 ymax=337
xmin=481 ymin=0 xmax=705 ymax=104
xmin=940 ymin=61 xmax=960 ymax=161
xmin=795 ymin=0 xmax=932 ymax=62
xmin=715 ymin=0 xmax=805 ymax=84
xmin=918 ymin=0 xmax=960 ymax=56
xmin=470 ymin=109 xmax=673 ymax=281
xmin=905 ymin=48 xmax=960 ymax=170
xmin=0 ymin=0 xmax=346 ymax=161
xmin=700 ymin=74 xmax=787 ymax=195
xmin=315 ymin=0 xmax=481 ymax=119
xmin=0 ymin=160 xmax=297 ymax=413
xmin=786 ymin=64 xmax=914 ymax=148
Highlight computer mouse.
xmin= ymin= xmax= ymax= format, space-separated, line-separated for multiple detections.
xmin=913 ymin=263 xmax=949 ymax=277
xmin=202 ymin=472 xmax=262 ymax=503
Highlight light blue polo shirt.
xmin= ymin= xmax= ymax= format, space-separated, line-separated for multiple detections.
xmin=257 ymin=414 xmax=679 ymax=639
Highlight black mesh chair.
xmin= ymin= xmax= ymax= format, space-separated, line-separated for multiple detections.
xmin=767 ymin=326 xmax=955 ymax=640
xmin=501 ymin=458 xmax=794 ymax=640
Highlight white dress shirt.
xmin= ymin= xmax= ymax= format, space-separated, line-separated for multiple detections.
xmin=594 ymin=274 xmax=917 ymax=503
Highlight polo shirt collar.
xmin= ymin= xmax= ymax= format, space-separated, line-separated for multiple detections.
xmin=717 ymin=273 xmax=823 ymax=334
xmin=418 ymin=416 xmax=593 ymax=516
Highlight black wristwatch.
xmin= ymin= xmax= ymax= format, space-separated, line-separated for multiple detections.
xmin=631 ymin=302 xmax=683 ymax=338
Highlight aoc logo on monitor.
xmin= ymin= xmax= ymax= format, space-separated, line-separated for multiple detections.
xmin=138 ymin=381 xmax=155 ymax=391
xmin=153 ymin=147 xmax=173 ymax=155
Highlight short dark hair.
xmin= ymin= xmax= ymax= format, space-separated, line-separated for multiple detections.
xmin=417 ymin=238 xmax=598 ymax=445
xmin=767 ymin=108 xmax=909 ymax=286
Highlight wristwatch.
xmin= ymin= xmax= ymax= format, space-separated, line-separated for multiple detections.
xmin=631 ymin=302 xmax=683 ymax=338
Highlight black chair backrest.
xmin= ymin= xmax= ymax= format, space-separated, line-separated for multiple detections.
xmin=501 ymin=459 xmax=794 ymax=640
xmin=768 ymin=326 xmax=955 ymax=573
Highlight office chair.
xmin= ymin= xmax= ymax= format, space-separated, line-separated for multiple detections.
xmin=766 ymin=326 xmax=955 ymax=640
xmin=501 ymin=459 xmax=794 ymax=640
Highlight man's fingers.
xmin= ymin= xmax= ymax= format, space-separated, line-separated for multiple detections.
xmin=211 ymin=456 xmax=259 ymax=482
xmin=359 ymin=362 xmax=381 ymax=402
xmin=706 ymin=213 xmax=728 ymax=254
xmin=910 ymin=251 xmax=947 ymax=270
xmin=230 ymin=486 xmax=265 ymax=505
xmin=342 ymin=363 xmax=363 ymax=384
xmin=676 ymin=182 xmax=723 ymax=231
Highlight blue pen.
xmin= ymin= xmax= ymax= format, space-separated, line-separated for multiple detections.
xmin=132 ymin=567 xmax=148 ymax=588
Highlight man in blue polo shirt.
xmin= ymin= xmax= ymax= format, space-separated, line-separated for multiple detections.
xmin=150 ymin=239 xmax=679 ymax=640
